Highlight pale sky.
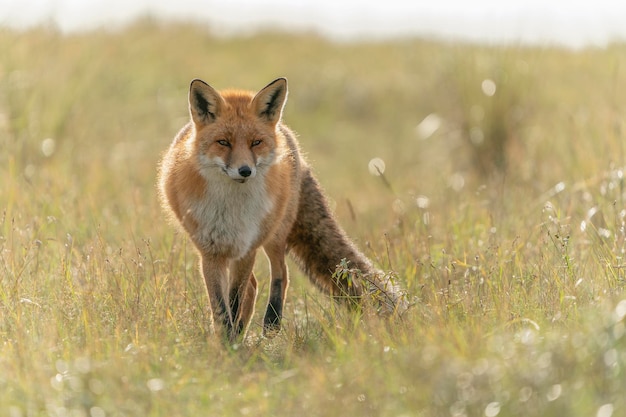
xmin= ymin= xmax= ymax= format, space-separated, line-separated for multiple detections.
xmin=1 ymin=0 xmax=625 ymax=48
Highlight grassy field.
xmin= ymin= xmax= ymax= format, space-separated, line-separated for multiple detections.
xmin=1 ymin=20 xmax=626 ymax=416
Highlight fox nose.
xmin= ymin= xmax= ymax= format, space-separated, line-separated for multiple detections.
xmin=238 ymin=165 xmax=252 ymax=178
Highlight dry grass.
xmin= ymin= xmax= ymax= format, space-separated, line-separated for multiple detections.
xmin=1 ymin=20 xmax=626 ymax=416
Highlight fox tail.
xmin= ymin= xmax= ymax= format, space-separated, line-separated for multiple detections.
xmin=286 ymin=168 xmax=408 ymax=315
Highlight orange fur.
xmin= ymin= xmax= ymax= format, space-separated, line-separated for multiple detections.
xmin=158 ymin=78 xmax=405 ymax=343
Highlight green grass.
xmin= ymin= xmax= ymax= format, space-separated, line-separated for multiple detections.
xmin=1 ymin=20 xmax=626 ymax=416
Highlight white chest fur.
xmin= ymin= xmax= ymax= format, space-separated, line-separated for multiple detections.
xmin=187 ymin=176 xmax=274 ymax=259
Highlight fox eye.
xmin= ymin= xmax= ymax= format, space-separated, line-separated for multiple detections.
xmin=216 ymin=139 xmax=231 ymax=147
xmin=251 ymin=139 xmax=263 ymax=147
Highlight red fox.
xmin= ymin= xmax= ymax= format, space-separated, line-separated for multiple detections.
xmin=158 ymin=78 xmax=406 ymax=342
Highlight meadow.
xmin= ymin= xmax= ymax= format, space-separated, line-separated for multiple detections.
xmin=1 ymin=20 xmax=625 ymax=416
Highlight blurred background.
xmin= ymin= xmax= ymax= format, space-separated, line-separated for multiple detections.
xmin=1 ymin=0 xmax=625 ymax=242
xmin=2 ymin=2 xmax=626 ymax=416
xmin=2 ymin=0 xmax=626 ymax=48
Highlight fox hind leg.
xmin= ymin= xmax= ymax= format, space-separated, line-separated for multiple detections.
xmin=238 ymin=271 xmax=258 ymax=332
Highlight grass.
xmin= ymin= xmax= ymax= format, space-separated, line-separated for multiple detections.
xmin=1 ymin=20 xmax=626 ymax=416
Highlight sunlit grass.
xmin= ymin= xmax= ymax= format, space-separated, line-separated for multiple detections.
xmin=1 ymin=20 xmax=626 ymax=416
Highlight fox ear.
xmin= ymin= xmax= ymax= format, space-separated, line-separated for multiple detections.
xmin=189 ymin=79 xmax=224 ymax=126
xmin=251 ymin=78 xmax=288 ymax=124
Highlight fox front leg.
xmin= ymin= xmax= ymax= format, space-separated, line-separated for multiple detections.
xmin=228 ymin=251 xmax=258 ymax=339
xmin=262 ymin=241 xmax=290 ymax=335
xmin=200 ymin=256 xmax=235 ymax=340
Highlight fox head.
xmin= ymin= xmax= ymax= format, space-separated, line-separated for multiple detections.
xmin=188 ymin=78 xmax=288 ymax=184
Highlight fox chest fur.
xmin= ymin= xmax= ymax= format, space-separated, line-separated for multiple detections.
xmin=185 ymin=174 xmax=275 ymax=259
